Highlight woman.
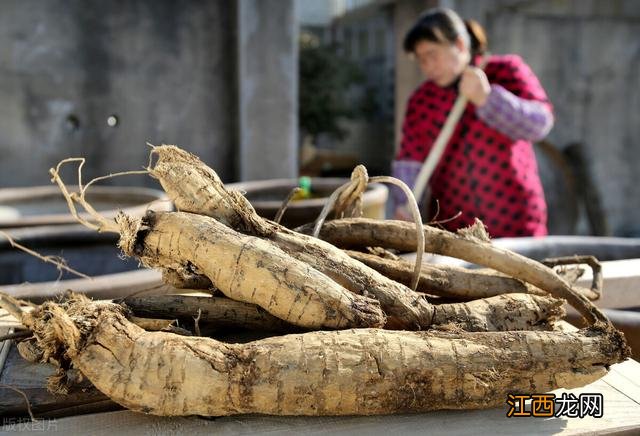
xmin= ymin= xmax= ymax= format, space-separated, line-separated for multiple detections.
xmin=392 ymin=7 xmax=552 ymax=237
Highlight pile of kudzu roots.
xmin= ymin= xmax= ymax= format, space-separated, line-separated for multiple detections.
xmin=0 ymin=145 xmax=630 ymax=417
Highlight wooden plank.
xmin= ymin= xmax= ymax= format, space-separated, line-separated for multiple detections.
xmin=0 ymin=344 xmax=117 ymax=418
xmin=575 ymin=258 xmax=640 ymax=309
xmin=600 ymin=358 xmax=640 ymax=403
xmin=1 ymin=311 xmax=638 ymax=434
xmin=2 ymin=355 xmax=638 ymax=435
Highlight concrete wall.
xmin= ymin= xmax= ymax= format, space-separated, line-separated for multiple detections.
xmin=0 ymin=0 xmax=298 ymax=188
xmin=238 ymin=0 xmax=298 ymax=181
xmin=0 ymin=0 xmax=238 ymax=187
xmin=324 ymin=1 xmax=399 ymax=175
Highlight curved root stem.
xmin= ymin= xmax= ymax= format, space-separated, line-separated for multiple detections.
xmin=311 ymin=167 xmax=425 ymax=292
xmin=312 ymin=182 xmax=351 ymax=238
xmin=274 ymin=187 xmax=302 ymax=224
xmin=50 ymin=158 xmax=102 ymax=231
xmin=0 ymin=292 xmax=27 ymax=323
xmin=370 ymin=176 xmax=424 ymax=292
xmin=0 ymin=231 xmax=90 ymax=279
xmin=49 ymin=158 xmax=147 ymax=234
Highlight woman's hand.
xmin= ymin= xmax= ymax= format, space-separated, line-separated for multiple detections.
xmin=459 ymin=66 xmax=491 ymax=107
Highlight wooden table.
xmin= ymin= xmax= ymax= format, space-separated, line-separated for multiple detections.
xmin=1 ymin=357 xmax=639 ymax=435
xmin=2 ymin=304 xmax=639 ymax=435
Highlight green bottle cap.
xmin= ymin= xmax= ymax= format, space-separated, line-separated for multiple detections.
xmin=298 ymin=176 xmax=312 ymax=197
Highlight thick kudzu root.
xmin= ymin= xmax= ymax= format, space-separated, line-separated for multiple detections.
xmin=297 ymin=218 xmax=607 ymax=326
xmin=147 ymin=145 xmax=429 ymax=329
xmin=115 ymin=210 xmax=385 ymax=330
xmin=13 ymin=295 xmax=630 ymax=417
xmin=144 ymin=146 xmax=563 ymax=332
xmin=346 ymin=249 xmax=544 ymax=300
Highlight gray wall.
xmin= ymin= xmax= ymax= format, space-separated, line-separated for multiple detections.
xmin=0 ymin=0 xmax=299 ymax=188
xmin=325 ymin=1 xmax=398 ymax=175
xmin=238 ymin=0 xmax=298 ymax=181
xmin=0 ymin=0 xmax=238 ymax=187
xmin=451 ymin=0 xmax=640 ymax=236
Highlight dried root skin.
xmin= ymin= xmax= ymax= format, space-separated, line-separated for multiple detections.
xmin=432 ymin=294 xmax=565 ymax=332
xmin=21 ymin=298 xmax=630 ymax=417
xmin=299 ymin=218 xmax=606 ymax=325
xmin=161 ymin=268 xmax=213 ymax=290
xmin=347 ymin=250 xmax=544 ymax=299
xmin=116 ymin=211 xmax=385 ymax=330
xmin=148 ymin=145 xmax=275 ymax=236
xmin=272 ymin=229 xmax=433 ymax=329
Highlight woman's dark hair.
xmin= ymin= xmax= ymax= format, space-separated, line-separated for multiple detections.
xmin=403 ymin=7 xmax=487 ymax=56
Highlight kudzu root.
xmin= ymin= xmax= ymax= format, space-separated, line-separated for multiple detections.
xmin=4 ymin=294 xmax=629 ymax=417
xmin=144 ymin=145 xmax=561 ymax=332
xmin=115 ymin=210 xmax=385 ymax=330
xmin=297 ymin=218 xmax=605 ymax=326
xmin=122 ymin=294 xmax=296 ymax=333
xmin=346 ymin=250 xmax=544 ymax=300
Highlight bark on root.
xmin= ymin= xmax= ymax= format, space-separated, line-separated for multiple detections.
xmin=115 ymin=210 xmax=385 ymax=330
xmin=143 ymin=146 xmax=563 ymax=332
xmin=161 ymin=268 xmax=213 ymax=291
xmin=11 ymin=296 xmax=631 ymax=417
xmin=297 ymin=218 xmax=608 ymax=326
xmin=122 ymin=294 xmax=297 ymax=333
xmin=346 ymin=250 xmax=544 ymax=299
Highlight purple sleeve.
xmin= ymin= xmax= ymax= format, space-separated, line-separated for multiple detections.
xmin=390 ymin=160 xmax=423 ymax=207
xmin=476 ymin=84 xmax=554 ymax=141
